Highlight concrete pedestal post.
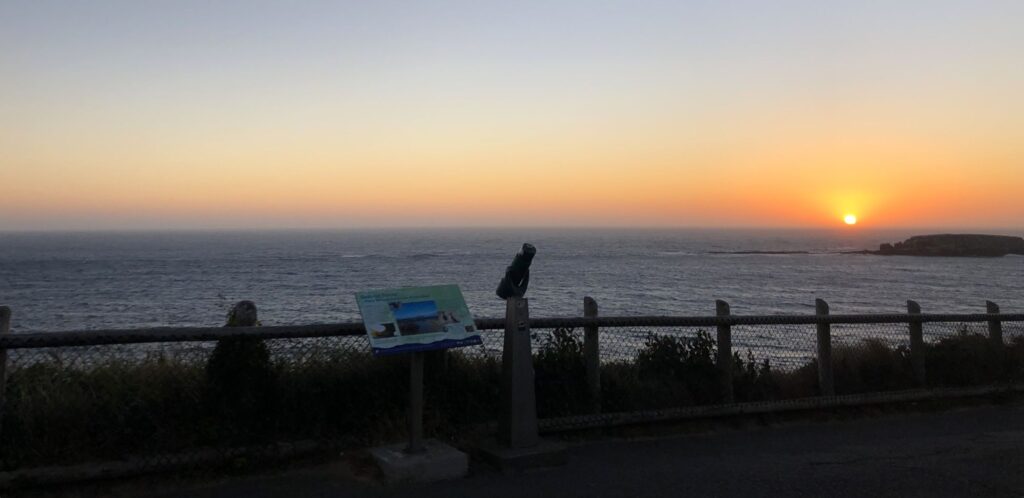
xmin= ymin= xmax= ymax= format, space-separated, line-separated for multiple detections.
xmin=479 ymin=296 xmax=566 ymax=473
xmin=497 ymin=297 xmax=539 ymax=447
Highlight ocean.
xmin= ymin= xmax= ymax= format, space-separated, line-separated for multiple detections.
xmin=0 ymin=229 xmax=1021 ymax=333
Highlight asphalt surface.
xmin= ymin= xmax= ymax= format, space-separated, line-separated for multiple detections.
xmin=42 ymin=402 xmax=1024 ymax=498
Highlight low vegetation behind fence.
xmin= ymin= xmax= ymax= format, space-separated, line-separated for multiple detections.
xmin=0 ymin=300 xmax=1022 ymax=483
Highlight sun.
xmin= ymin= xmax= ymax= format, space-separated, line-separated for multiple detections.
xmin=843 ymin=214 xmax=858 ymax=225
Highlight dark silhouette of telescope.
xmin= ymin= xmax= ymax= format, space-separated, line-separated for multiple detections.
xmin=496 ymin=243 xmax=536 ymax=299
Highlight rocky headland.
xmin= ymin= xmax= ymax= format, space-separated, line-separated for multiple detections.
xmin=865 ymin=234 xmax=1024 ymax=257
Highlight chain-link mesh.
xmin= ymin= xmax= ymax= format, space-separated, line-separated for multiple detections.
xmin=919 ymin=321 xmax=1023 ymax=387
xmin=532 ymin=319 xmax=1024 ymax=430
xmin=0 ymin=335 xmax=500 ymax=474
xmin=2 ymin=316 xmax=1023 ymax=476
xmin=1007 ymin=321 xmax=1024 ymax=343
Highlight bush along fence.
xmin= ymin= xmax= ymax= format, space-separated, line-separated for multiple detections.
xmin=0 ymin=299 xmax=1022 ymax=486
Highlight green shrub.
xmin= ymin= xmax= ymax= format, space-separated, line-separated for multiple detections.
xmin=1007 ymin=336 xmax=1024 ymax=381
xmin=635 ymin=330 xmax=721 ymax=405
xmin=598 ymin=360 xmax=647 ymax=412
xmin=533 ymin=328 xmax=590 ymax=417
xmin=925 ymin=329 xmax=1008 ymax=386
xmin=832 ymin=339 xmax=915 ymax=394
xmin=273 ymin=349 xmax=406 ymax=445
xmin=772 ymin=361 xmax=819 ymax=399
xmin=732 ymin=350 xmax=779 ymax=401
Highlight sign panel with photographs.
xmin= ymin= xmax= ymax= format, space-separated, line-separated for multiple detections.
xmin=355 ymin=284 xmax=482 ymax=356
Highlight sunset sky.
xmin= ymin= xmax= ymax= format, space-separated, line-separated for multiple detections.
xmin=1 ymin=1 xmax=1021 ymax=230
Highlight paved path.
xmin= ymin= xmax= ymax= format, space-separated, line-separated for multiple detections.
xmin=88 ymin=403 xmax=1024 ymax=498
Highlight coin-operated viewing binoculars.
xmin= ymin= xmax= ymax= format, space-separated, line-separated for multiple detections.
xmin=496 ymin=243 xmax=536 ymax=300
xmin=484 ymin=242 xmax=566 ymax=466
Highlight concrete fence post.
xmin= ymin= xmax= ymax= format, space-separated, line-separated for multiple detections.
xmin=815 ymin=299 xmax=835 ymax=397
xmin=583 ymin=297 xmax=601 ymax=414
xmin=907 ymin=300 xmax=927 ymax=386
xmin=206 ymin=301 xmax=273 ymax=427
xmin=0 ymin=306 xmax=10 ymax=438
xmin=986 ymin=301 xmax=1003 ymax=349
xmin=498 ymin=296 xmax=539 ymax=448
xmin=715 ymin=300 xmax=734 ymax=403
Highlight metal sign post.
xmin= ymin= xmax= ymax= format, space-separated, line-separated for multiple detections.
xmin=358 ymin=285 xmax=478 ymax=481
xmin=406 ymin=351 xmax=425 ymax=454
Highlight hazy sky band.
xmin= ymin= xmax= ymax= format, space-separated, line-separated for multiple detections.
xmin=1 ymin=1 xmax=1021 ymax=229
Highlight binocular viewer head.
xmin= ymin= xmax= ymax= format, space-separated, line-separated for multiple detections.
xmin=496 ymin=243 xmax=536 ymax=300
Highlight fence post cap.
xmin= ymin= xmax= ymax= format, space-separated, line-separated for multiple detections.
xmin=715 ymin=300 xmax=730 ymax=315
xmin=815 ymin=299 xmax=830 ymax=313
xmin=907 ymin=300 xmax=921 ymax=313
xmin=226 ymin=301 xmax=259 ymax=327
xmin=986 ymin=301 xmax=1000 ymax=313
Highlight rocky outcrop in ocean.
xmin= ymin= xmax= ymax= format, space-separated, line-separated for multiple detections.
xmin=870 ymin=234 xmax=1024 ymax=257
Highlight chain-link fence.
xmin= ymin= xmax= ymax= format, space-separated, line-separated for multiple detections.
xmin=0 ymin=308 xmax=1022 ymax=482
xmin=530 ymin=315 xmax=1024 ymax=429
xmin=0 ymin=334 xmax=501 ymax=476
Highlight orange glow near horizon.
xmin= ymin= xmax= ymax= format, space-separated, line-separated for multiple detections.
xmin=1 ymin=112 xmax=1021 ymax=230
xmin=1 ymin=130 xmax=1021 ymax=230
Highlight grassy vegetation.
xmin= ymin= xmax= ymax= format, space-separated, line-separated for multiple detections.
xmin=0 ymin=347 xmax=500 ymax=470
xmin=1 ymin=327 xmax=1021 ymax=470
xmin=535 ymin=327 xmax=1024 ymax=416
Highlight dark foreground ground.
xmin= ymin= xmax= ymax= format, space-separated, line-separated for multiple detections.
xmin=23 ymin=400 xmax=1024 ymax=498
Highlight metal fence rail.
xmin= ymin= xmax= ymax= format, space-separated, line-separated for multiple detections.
xmin=0 ymin=301 xmax=1021 ymax=485
xmin=3 ymin=313 xmax=1022 ymax=348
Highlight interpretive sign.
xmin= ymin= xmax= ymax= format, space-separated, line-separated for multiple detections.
xmin=356 ymin=284 xmax=482 ymax=356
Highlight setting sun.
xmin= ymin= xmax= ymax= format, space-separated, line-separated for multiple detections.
xmin=844 ymin=214 xmax=858 ymax=225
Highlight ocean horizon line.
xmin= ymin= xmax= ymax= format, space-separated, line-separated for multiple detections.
xmin=2 ymin=226 xmax=1023 ymax=235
